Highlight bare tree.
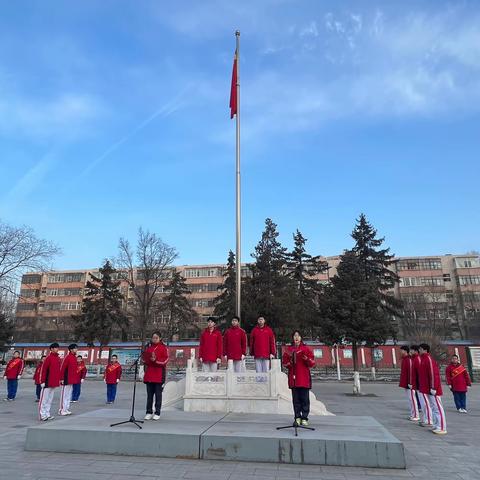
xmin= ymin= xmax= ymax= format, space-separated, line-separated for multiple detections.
xmin=0 ymin=220 xmax=61 ymax=295
xmin=116 ymin=228 xmax=177 ymax=341
xmin=0 ymin=289 xmax=16 ymax=350
xmin=459 ymin=291 xmax=480 ymax=340
xmin=400 ymin=288 xmax=451 ymax=361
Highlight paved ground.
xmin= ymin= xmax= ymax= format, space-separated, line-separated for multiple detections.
xmin=0 ymin=378 xmax=479 ymax=479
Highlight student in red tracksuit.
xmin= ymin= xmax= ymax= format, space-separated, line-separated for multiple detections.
xmin=59 ymin=343 xmax=78 ymax=415
xmin=446 ymin=354 xmax=471 ymax=413
xmin=418 ymin=343 xmax=447 ymax=434
xmin=282 ymin=330 xmax=315 ymax=426
xmin=3 ymin=350 xmax=24 ymax=401
xmin=410 ymin=345 xmax=422 ymax=415
xmin=142 ymin=331 xmax=169 ymax=420
xmin=249 ymin=316 xmax=276 ymax=372
xmin=199 ymin=317 xmax=223 ymax=372
xmin=223 ymin=316 xmax=247 ymax=373
xmin=399 ymin=345 xmax=419 ymax=421
xmin=33 ymin=354 xmax=46 ymax=402
xmin=39 ymin=343 xmax=62 ymax=421
xmin=71 ymin=355 xmax=87 ymax=403
xmin=104 ymin=355 xmax=122 ymax=404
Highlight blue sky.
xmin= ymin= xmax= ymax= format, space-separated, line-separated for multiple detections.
xmin=0 ymin=0 xmax=479 ymax=270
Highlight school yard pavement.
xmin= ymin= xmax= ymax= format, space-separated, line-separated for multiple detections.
xmin=0 ymin=379 xmax=479 ymax=480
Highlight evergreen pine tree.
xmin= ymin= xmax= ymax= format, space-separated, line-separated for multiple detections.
xmin=213 ymin=251 xmax=238 ymax=325
xmin=321 ymin=250 xmax=393 ymax=393
xmin=285 ymin=230 xmax=328 ymax=338
xmin=159 ymin=269 xmax=199 ymax=341
xmin=351 ymin=213 xmax=402 ymax=320
xmin=243 ymin=218 xmax=290 ymax=337
xmin=74 ymin=261 xmax=129 ymax=347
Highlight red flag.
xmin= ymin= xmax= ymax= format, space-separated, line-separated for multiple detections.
xmin=229 ymin=51 xmax=237 ymax=119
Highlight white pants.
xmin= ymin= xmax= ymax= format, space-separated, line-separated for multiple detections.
xmin=405 ymin=388 xmax=419 ymax=418
xmin=202 ymin=362 xmax=218 ymax=372
xmin=59 ymin=384 xmax=73 ymax=414
xmin=232 ymin=360 xmax=245 ymax=373
xmin=428 ymin=395 xmax=447 ymax=432
xmin=419 ymin=392 xmax=433 ymax=425
xmin=255 ymin=358 xmax=269 ymax=373
xmin=39 ymin=387 xmax=56 ymax=420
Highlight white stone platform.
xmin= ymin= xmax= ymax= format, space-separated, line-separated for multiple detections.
xmin=162 ymin=359 xmax=332 ymax=415
xmin=24 ymin=409 xmax=405 ymax=468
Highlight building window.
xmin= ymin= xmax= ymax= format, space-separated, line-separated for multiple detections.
xmin=46 ymin=288 xmax=82 ymax=296
xmin=22 ymin=274 xmax=42 ymax=284
xmin=184 ymin=268 xmax=224 ymax=278
xmin=455 ymin=257 xmax=480 ymax=269
xmin=458 ymin=276 xmax=480 ymax=286
xmin=190 ymin=298 xmax=214 ymax=308
xmin=20 ymin=289 xmax=38 ymax=298
xmin=16 ymin=303 xmax=36 ymax=311
xmin=47 ymin=273 xmax=85 ymax=283
xmin=188 ymin=283 xmax=221 ymax=293
xmin=397 ymin=259 xmax=442 ymax=271
xmin=43 ymin=302 xmax=81 ymax=311
xmin=399 ymin=276 xmax=444 ymax=287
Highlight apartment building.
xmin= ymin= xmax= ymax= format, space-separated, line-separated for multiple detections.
xmin=14 ymin=254 xmax=480 ymax=342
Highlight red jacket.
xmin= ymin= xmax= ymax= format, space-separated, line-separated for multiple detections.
xmin=249 ymin=325 xmax=276 ymax=359
xmin=282 ymin=343 xmax=315 ymax=389
xmin=223 ymin=326 xmax=247 ymax=360
xmin=60 ymin=352 xmax=78 ymax=385
xmin=104 ymin=362 xmax=122 ymax=384
xmin=33 ymin=361 xmax=44 ymax=385
xmin=4 ymin=357 xmax=24 ymax=380
xmin=72 ymin=361 xmax=87 ymax=384
xmin=399 ymin=356 xmax=413 ymax=388
xmin=446 ymin=363 xmax=471 ymax=392
xmin=142 ymin=342 xmax=168 ymax=383
xmin=40 ymin=352 xmax=62 ymax=388
xmin=418 ymin=353 xmax=443 ymax=396
xmin=411 ymin=353 xmax=421 ymax=390
xmin=199 ymin=328 xmax=223 ymax=362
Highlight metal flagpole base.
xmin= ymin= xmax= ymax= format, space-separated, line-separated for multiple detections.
xmin=110 ymin=415 xmax=144 ymax=429
xmin=276 ymin=420 xmax=315 ymax=437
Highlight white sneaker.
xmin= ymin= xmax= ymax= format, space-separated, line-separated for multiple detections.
xmin=40 ymin=417 xmax=49 ymax=421
xmin=144 ymin=413 xmax=153 ymax=420
xmin=66 ymin=410 xmax=72 ymax=415
xmin=152 ymin=414 xmax=160 ymax=421
xmin=59 ymin=411 xmax=69 ymax=416
xmin=461 ymin=409 xmax=468 ymax=413
xmin=432 ymin=429 xmax=447 ymax=435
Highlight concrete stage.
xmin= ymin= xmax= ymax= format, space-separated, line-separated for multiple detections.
xmin=25 ymin=409 xmax=405 ymax=469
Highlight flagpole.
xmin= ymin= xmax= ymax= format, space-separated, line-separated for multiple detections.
xmin=235 ymin=30 xmax=241 ymax=318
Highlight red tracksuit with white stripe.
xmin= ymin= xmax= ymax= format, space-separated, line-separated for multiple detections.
xmin=418 ymin=352 xmax=446 ymax=432
xmin=58 ymin=352 xmax=78 ymax=414
xmin=34 ymin=362 xmax=43 ymax=385
xmin=38 ymin=352 xmax=62 ymax=420
xmin=399 ymin=356 xmax=419 ymax=419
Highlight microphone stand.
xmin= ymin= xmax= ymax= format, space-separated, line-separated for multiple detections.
xmin=110 ymin=343 xmax=147 ymax=429
xmin=276 ymin=347 xmax=315 ymax=437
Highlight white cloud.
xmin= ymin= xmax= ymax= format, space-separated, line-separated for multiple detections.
xmin=300 ymin=21 xmax=319 ymax=38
